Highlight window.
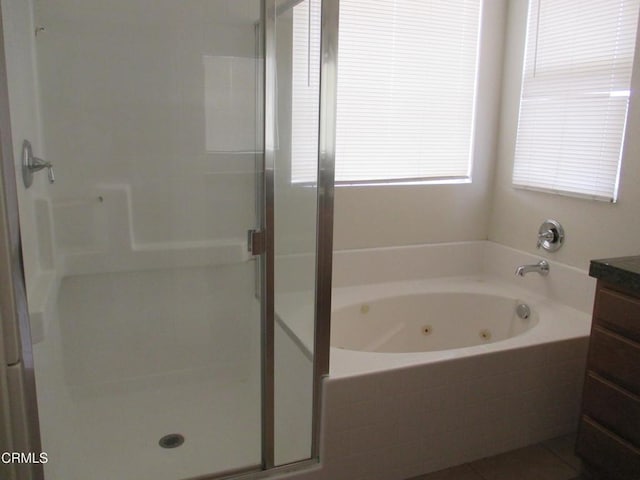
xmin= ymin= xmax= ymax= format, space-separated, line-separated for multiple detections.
xmin=291 ymin=0 xmax=482 ymax=184
xmin=512 ymin=0 xmax=640 ymax=202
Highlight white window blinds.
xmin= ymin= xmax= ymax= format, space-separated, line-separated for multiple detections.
xmin=513 ymin=0 xmax=640 ymax=202
xmin=291 ymin=0 xmax=482 ymax=184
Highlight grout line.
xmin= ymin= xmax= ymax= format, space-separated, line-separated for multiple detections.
xmin=538 ymin=437 xmax=581 ymax=475
xmin=466 ymin=460 xmax=490 ymax=480
xmin=406 ymin=436 xmax=584 ymax=480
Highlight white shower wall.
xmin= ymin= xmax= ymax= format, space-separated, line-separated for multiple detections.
xmin=12 ymin=0 xmax=266 ymax=344
xmin=34 ymin=0 xmax=261 ymax=259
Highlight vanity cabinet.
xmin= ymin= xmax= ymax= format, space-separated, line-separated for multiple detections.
xmin=576 ymin=267 xmax=640 ymax=480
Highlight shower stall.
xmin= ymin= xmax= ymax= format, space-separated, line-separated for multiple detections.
xmin=0 ymin=0 xmax=337 ymax=479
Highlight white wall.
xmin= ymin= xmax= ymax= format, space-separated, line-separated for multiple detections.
xmin=489 ymin=0 xmax=640 ymax=270
xmin=333 ymin=0 xmax=507 ymax=250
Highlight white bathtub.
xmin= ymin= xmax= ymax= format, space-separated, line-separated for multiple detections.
xmin=282 ymin=242 xmax=595 ymax=480
xmin=332 ymin=290 xmax=539 ymax=353
xmin=328 ymin=275 xmax=590 ymax=379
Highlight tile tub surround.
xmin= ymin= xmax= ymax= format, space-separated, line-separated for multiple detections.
xmin=313 ymin=339 xmax=588 ymax=480
xmin=276 ymin=241 xmax=593 ymax=480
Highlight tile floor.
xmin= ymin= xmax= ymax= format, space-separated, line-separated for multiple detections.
xmin=409 ymin=434 xmax=587 ymax=480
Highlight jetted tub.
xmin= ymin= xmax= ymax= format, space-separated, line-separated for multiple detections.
xmin=317 ymin=273 xmax=592 ymax=478
xmin=331 ymin=291 xmax=538 ymax=353
xmin=329 ymin=276 xmax=589 ymax=369
xmin=278 ymin=242 xmax=596 ymax=480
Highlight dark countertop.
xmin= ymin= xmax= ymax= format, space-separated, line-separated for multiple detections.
xmin=590 ymin=255 xmax=640 ymax=294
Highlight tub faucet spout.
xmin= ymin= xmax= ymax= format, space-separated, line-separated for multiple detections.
xmin=515 ymin=260 xmax=549 ymax=277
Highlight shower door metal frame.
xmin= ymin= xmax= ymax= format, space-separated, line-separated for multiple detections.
xmin=310 ymin=0 xmax=338 ymax=461
xmin=261 ymin=0 xmax=338 ymax=470
xmin=262 ymin=0 xmax=276 ymax=466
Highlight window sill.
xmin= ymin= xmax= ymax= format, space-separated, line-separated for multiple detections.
xmin=335 ymin=177 xmax=472 ymax=187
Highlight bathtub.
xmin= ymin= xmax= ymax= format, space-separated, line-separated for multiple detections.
xmin=332 ymin=288 xmax=540 ymax=353
xmin=282 ymin=241 xmax=594 ymax=480
xmin=327 ymin=275 xmax=590 ymax=378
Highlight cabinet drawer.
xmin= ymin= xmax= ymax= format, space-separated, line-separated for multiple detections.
xmin=589 ymin=327 xmax=640 ymax=395
xmin=595 ymin=287 xmax=640 ymax=342
xmin=576 ymin=416 xmax=640 ymax=480
xmin=582 ymin=372 xmax=640 ymax=447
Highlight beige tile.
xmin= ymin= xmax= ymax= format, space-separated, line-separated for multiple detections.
xmin=408 ymin=464 xmax=484 ymax=480
xmin=469 ymin=444 xmax=578 ymax=480
xmin=542 ymin=434 xmax=582 ymax=470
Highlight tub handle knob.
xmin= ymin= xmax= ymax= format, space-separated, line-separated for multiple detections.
xmin=536 ymin=220 xmax=564 ymax=252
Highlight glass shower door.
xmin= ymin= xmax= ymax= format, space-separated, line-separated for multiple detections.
xmin=1 ymin=1 xmax=265 ymax=478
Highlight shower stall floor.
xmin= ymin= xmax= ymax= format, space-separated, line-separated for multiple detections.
xmin=35 ymin=364 xmax=262 ymax=480
xmin=32 ymin=266 xmax=263 ymax=480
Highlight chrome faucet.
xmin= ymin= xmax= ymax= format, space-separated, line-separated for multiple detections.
xmin=515 ymin=260 xmax=549 ymax=277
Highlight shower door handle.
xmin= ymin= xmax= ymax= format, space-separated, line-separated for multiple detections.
xmin=247 ymin=229 xmax=265 ymax=256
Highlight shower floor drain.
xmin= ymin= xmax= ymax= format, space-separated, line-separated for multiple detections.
xmin=159 ymin=433 xmax=185 ymax=449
